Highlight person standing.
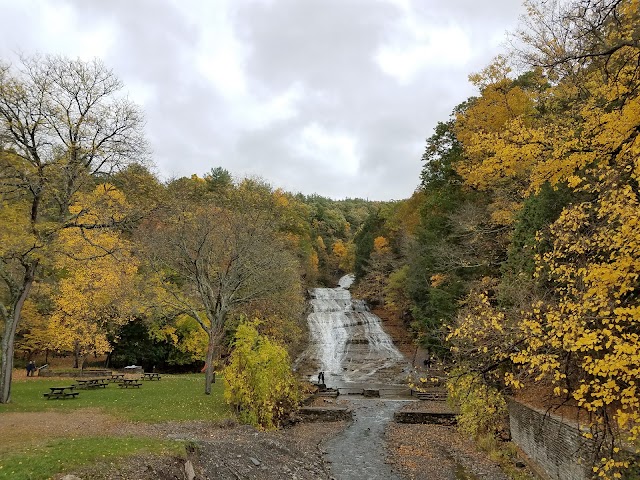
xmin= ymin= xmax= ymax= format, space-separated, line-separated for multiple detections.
xmin=26 ymin=360 xmax=36 ymax=377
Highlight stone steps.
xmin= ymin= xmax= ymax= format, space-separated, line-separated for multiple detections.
xmin=316 ymin=390 xmax=339 ymax=398
xmin=413 ymin=389 xmax=447 ymax=401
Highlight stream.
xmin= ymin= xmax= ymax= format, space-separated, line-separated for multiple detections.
xmin=297 ymin=275 xmax=414 ymax=479
xmin=323 ymin=398 xmax=409 ymax=480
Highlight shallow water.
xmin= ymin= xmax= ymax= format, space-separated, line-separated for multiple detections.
xmin=324 ymin=398 xmax=410 ymax=480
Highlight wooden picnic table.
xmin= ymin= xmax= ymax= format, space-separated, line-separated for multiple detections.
xmin=43 ymin=386 xmax=79 ymax=400
xmin=74 ymin=378 xmax=109 ymax=389
xmin=141 ymin=372 xmax=161 ymax=380
xmin=110 ymin=374 xmax=125 ymax=382
xmin=118 ymin=378 xmax=142 ymax=388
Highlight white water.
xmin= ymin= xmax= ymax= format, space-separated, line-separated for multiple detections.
xmin=299 ymin=274 xmax=408 ymax=387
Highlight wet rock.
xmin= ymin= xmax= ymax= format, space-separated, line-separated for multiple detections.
xmin=184 ymin=460 xmax=196 ymax=480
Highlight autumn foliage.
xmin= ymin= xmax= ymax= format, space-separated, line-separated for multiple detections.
xmin=442 ymin=1 xmax=640 ymax=477
xmin=223 ymin=320 xmax=301 ymax=430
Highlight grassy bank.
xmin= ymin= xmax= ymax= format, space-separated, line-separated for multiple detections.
xmin=0 ymin=373 xmax=228 ymax=422
xmin=0 ymin=437 xmax=184 ymax=480
xmin=0 ymin=373 xmax=230 ymax=479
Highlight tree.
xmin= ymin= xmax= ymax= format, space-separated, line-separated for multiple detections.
xmin=139 ymin=190 xmax=302 ymax=395
xmin=46 ymin=185 xmax=140 ymax=368
xmin=204 ymin=166 xmax=233 ymax=194
xmin=0 ymin=55 xmax=146 ymax=403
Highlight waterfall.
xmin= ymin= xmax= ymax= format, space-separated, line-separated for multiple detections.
xmin=299 ymin=274 xmax=408 ymax=386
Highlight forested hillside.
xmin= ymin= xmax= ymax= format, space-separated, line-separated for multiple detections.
xmin=352 ymin=1 xmax=639 ymax=478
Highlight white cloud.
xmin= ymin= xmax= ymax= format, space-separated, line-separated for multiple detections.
xmin=38 ymin=2 xmax=115 ymax=60
xmin=0 ymin=0 xmax=527 ymax=200
xmin=375 ymin=6 xmax=473 ymax=84
xmin=292 ymin=124 xmax=360 ymax=177
xmin=242 ymin=83 xmax=303 ymax=128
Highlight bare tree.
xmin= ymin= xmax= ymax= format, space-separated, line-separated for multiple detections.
xmin=513 ymin=0 xmax=640 ymax=78
xmin=140 ymin=197 xmax=302 ymax=395
xmin=0 ymin=55 xmax=147 ymax=403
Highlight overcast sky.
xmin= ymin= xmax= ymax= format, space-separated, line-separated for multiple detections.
xmin=0 ymin=0 xmax=526 ymax=200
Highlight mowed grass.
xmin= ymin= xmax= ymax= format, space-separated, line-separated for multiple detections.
xmin=0 ymin=437 xmax=184 ymax=480
xmin=0 ymin=373 xmax=230 ymax=479
xmin=0 ymin=373 xmax=229 ymax=421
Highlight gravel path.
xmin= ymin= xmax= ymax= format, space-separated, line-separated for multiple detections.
xmin=324 ymin=398 xmax=410 ymax=480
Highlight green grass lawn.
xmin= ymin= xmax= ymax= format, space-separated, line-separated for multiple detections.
xmin=0 ymin=437 xmax=184 ymax=480
xmin=0 ymin=373 xmax=230 ymax=479
xmin=0 ymin=373 xmax=229 ymax=422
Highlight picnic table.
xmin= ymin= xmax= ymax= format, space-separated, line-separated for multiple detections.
xmin=141 ymin=372 xmax=161 ymax=381
xmin=110 ymin=374 xmax=125 ymax=382
xmin=118 ymin=378 xmax=142 ymax=388
xmin=74 ymin=378 xmax=109 ymax=389
xmin=43 ymin=386 xmax=79 ymax=400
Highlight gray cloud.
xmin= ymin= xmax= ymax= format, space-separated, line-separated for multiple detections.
xmin=0 ymin=0 xmax=525 ymax=200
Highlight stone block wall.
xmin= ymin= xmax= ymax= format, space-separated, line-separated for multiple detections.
xmin=508 ymin=399 xmax=593 ymax=480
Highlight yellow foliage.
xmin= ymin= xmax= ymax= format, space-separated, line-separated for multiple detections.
xmin=44 ymin=185 xmax=140 ymax=357
xmin=447 ymin=3 xmax=640 ymax=477
xmin=223 ymin=320 xmax=301 ymax=429
xmin=373 ymin=236 xmax=389 ymax=253
xmin=331 ymin=239 xmax=354 ymax=272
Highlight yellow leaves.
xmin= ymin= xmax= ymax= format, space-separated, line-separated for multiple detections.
xmin=373 ymin=236 xmax=389 ymax=253
xmin=446 ymin=6 xmax=640 ymax=477
xmin=223 ymin=319 xmax=301 ymax=429
xmin=69 ymin=183 xmax=131 ymax=225
xmin=0 ymin=200 xmax=38 ymax=258
xmin=567 ymin=175 xmax=582 ymax=188
xmin=447 ymin=369 xmax=508 ymax=437
xmin=44 ymin=187 xmax=140 ymax=356
xmin=429 ymin=273 xmax=447 ymax=288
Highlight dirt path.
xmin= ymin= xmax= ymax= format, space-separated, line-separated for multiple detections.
xmin=0 ymin=409 xmax=122 ymax=452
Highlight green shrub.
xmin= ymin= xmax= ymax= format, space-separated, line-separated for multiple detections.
xmin=223 ymin=320 xmax=301 ymax=429
xmin=447 ymin=369 xmax=507 ymax=438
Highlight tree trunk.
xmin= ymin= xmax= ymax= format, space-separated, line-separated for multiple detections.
xmin=0 ymin=318 xmax=18 ymax=404
xmin=0 ymin=270 xmax=35 ymax=404
xmin=204 ymin=331 xmax=217 ymax=395
xmin=73 ymin=342 xmax=80 ymax=369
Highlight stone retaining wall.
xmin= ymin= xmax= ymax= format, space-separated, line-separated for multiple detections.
xmin=297 ymin=406 xmax=352 ymax=422
xmin=393 ymin=411 xmax=457 ymax=425
xmin=508 ymin=399 xmax=639 ymax=480
xmin=39 ymin=369 xmax=111 ymax=378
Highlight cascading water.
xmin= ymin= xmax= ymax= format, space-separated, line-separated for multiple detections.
xmin=298 ymin=274 xmax=409 ymax=388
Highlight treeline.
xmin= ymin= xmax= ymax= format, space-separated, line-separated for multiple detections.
xmin=0 ymin=55 xmax=382 ymax=404
xmin=352 ymin=1 xmax=639 ymax=477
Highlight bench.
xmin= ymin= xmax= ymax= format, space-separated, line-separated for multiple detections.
xmin=118 ymin=379 xmax=142 ymax=388
xmin=74 ymin=378 xmax=109 ymax=389
xmin=44 ymin=386 xmax=79 ymax=400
